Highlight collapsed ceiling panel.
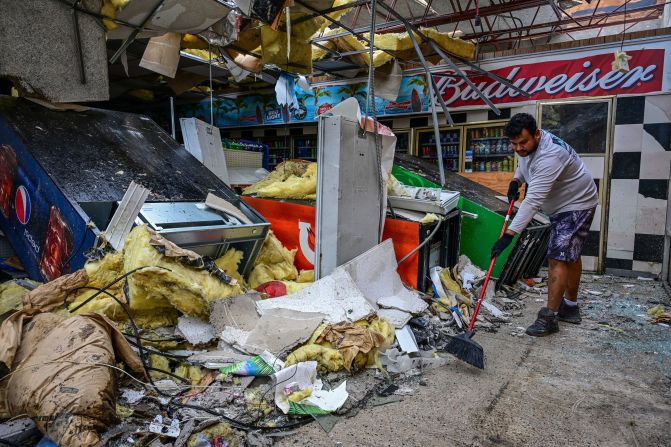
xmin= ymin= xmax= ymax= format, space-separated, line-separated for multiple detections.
xmin=0 ymin=0 xmax=110 ymax=103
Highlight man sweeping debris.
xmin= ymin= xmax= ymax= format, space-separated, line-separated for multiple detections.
xmin=491 ymin=113 xmax=598 ymax=336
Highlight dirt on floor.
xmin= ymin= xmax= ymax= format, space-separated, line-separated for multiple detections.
xmin=276 ymin=274 xmax=671 ymax=447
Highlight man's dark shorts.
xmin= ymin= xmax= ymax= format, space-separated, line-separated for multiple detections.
xmin=547 ymin=207 xmax=596 ymax=262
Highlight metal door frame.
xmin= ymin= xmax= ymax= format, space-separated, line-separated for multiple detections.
xmin=537 ymin=96 xmax=615 ymax=273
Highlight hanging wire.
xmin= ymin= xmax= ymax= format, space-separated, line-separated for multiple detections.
xmin=209 ymin=42 xmax=214 ymax=125
xmin=363 ymin=0 xmax=386 ymax=242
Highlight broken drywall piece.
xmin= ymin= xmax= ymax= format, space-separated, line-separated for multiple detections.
xmin=256 ymin=268 xmax=375 ymax=324
xmin=395 ymin=326 xmax=419 ymax=354
xmin=340 ymin=239 xmax=427 ymax=315
xmin=220 ymin=326 xmax=252 ymax=354
xmin=377 ymin=293 xmax=427 ymax=314
xmin=377 ymin=308 xmax=412 ymax=328
xmin=177 ymin=316 xmax=217 ymax=345
xmin=140 ymin=32 xmax=182 ymax=78
xmin=243 ymin=308 xmax=326 ymax=357
xmin=108 ymin=0 xmax=231 ymax=39
xmin=209 ymin=293 xmax=262 ymax=333
xmin=374 ymin=59 xmax=402 ymax=101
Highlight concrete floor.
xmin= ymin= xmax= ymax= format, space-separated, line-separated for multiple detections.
xmin=276 ymin=275 xmax=671 ymax=447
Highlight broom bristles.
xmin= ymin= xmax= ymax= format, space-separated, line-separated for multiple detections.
xmin=445 ymin=332 xmax=484 ymax=369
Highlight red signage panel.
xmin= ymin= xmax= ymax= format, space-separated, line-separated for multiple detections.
xmin=435 ymin=48 xmax=664 ymax=107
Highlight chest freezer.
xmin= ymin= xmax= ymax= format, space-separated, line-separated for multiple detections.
xmin=0 ymin=96 xmax=268 ymax=281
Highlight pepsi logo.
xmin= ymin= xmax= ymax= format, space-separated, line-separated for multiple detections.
xmin=15 ymin=185 xmax=31 ymax=225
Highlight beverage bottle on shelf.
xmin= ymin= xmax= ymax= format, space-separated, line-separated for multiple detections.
xmin=464 ymin=149 xmax=473 ymax=173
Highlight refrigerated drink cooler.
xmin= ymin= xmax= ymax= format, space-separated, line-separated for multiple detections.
xmin=0 ymin=97 xmax=269 ymax=282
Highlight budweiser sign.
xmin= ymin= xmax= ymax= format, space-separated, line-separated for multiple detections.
xmin=433 ymin=49 xmax=664 ymax=107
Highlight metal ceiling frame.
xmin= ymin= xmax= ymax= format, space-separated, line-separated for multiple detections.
xmin=312 ymin=0 xmax=665 ymax=52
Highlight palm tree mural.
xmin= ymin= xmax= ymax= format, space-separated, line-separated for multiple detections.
xmin=312 ymin=87 xmax=332 ymax=116
xmin=407 ymin=75 xmax=428 ymax=112
xmin=218 ymin=100 xmax=237 ymax=126
xmin=212 ymin=98 xmax=233 ymax=125
xmin=336 ymin=83 xmax=367 ymax=111
xmin=232 ymin=96 xmax=247 ymax=122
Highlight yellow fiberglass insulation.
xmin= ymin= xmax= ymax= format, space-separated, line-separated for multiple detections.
xmin=187 ymin=422 xmax=244 ymax=447
xmin=68 ymin=248 xmax=177 ymax=325
xmin=0 ymin=280 xmax=38 ymax=315
xmin=285 ymin=344 xmax=345 ymax=372
xmin=248 ymin=231 xmax=298 ymax=288
xmin=124 ymin=226 xmax=243 ymax=319
xmin=261 ymin=27 xmax=312 ymax=75
xmin=243 ymin=160 xmax=311 ymax=195
xmin=286 ymin=318 xmax=394 ymax=372
xmin=281 ymin=281 xmax=311 ymax=295
xmin=174 ymin=364 xmax=204 ymax=385
xmin=101 ymin=0 xmax=131 ymax=30
xmin=246 ymin=161 xmax=403 ymax=201
xmin=215 ymin=248 xmax=245 ymax=285
xmin=297 ymin=269 xmax=314 ymax=283
xmin=254 ymin=162 xmax=317 ymax=200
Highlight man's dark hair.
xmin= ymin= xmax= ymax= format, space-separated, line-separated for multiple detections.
xmin=504 ymin=113 xmax=537 ymax=138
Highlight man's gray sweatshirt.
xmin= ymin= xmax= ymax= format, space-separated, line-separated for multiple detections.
xmin=508 ymin=130 xmax=598 ymax=234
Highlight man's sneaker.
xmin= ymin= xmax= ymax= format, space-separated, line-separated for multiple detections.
xmin=525 ymin=307 xmax=559 ymax=337
xmin=557 ymin=300 xmax=582 ymax=324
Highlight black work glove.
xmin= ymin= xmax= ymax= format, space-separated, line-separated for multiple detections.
xmin=507 ymin=180 xmax=520 ymax=203
xmin=491 ymin=233 xmax=514 ymax=258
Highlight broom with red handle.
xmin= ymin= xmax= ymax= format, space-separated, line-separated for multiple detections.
xmin=444 ymin=199 xmax=516 ymax=369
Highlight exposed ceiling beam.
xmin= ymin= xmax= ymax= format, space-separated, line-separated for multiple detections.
xmin=462 ymin=3 xmax=664 ymax=42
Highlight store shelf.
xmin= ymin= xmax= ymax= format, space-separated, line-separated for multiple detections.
xmin=470 ymin=137 xmax=506 ymax=141
xmin=421 ymin=155 xmax=460 ymax=159
xmin=472 ymin=153 xmax=514 ymax=158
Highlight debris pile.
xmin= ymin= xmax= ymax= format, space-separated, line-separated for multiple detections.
xmin=0 ymin=221 xmax=525 ymax=446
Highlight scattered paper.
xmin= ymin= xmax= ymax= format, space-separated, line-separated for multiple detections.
xmin=586 ymin=290 xmax=603 ymax=296
xmin=149 ymin=415 xmax=180 ymax=438
xmin=273 ymin=361 xmax=348 ymax=415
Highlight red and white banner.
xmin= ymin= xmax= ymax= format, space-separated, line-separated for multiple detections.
xmin=433 ymin=48 xmax=664 ymax=107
